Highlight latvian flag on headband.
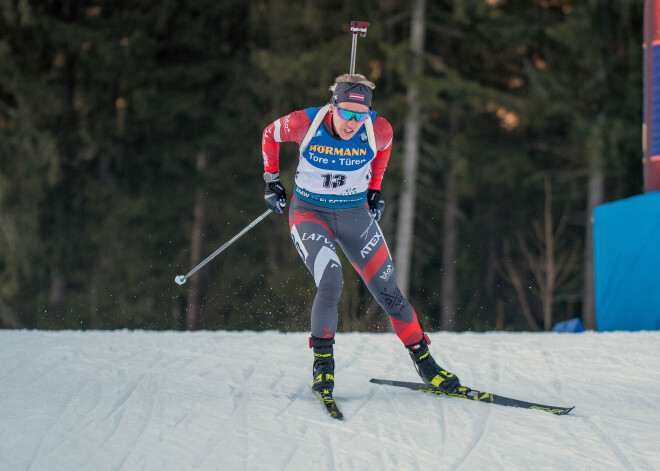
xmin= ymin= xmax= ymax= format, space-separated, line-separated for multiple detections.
xmin=349 ymin=93 xmax=365 ymax=101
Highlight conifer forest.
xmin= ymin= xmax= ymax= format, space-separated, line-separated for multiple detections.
xmin=0 ymin=1 xmax=644 ymax=332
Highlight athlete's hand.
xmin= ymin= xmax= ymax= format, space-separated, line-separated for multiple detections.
xmin=265 ymin=179 xmax=287 ymax=213
xmin=367 ymin=189 xmax=385 ymax=222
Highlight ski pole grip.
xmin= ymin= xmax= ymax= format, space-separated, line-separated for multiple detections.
xmin=350 ymin=21 xmax=370 ymax=37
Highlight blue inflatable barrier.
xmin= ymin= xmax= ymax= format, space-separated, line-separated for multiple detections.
xmin=552 ymin=318 xmax=585 ymax=333
xmin=593 ymin=192 xmax=660 ymax=331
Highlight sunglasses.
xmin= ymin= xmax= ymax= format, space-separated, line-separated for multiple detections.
xmin=334 ymin=105 xmax=370 ymax=123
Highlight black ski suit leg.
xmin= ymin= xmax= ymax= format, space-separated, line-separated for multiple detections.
xmin=335 ymin=205 xmax=423 ymax=345
xmin=289 ymin=199 xmax=342 ymax=339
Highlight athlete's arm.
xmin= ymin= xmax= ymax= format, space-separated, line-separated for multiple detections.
xmin=262 ymin=111 xmax=311 ymax=173
xmin=368 ymin=116 xmax=393 ymax=190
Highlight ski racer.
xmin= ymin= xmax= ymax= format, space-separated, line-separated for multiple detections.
xmin=261 ymin=73 xmax=461 ymax=399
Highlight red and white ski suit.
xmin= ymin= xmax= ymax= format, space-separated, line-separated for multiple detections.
xmin=262 ymin=108 xmax=425 ymax=346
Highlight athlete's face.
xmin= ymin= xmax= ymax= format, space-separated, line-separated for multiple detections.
xmin=331 ymin=101 xmax=370 ymax=140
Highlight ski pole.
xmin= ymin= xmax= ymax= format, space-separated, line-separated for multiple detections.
xmin=175 ymin=209 xmax=273 ymax=285
xmin=349 ymin=21 xmax=370 ymax=75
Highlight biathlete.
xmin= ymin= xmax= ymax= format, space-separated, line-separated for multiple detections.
xmin=261 ymin=73 xmax=461 ymax=397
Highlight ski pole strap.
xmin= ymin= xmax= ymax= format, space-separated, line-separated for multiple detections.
xmin=299 ymin=105 xmax=330 ymax=155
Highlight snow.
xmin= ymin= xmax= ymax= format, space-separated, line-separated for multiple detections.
xmin=1 ymin=329 xmax=659 ymax=471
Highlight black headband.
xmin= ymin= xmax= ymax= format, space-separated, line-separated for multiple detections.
xmin=332 ymin=82 xmax=372 ymax=108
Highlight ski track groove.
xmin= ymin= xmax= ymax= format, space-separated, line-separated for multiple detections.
xmin=384 ymin=388 xmax=423 ymax=469
xmin=277 ymin=384 xmax=308 ymax=417
xmin=116 ymin=376 xmax=157 ymax=471
xmin=339 ymin=342 xmax=366 ymax=371
xmin=2 ymin=356 xmax=69 ymax=404
xmin=279 ymin=422 xmax=310 ymax=470
xmin=583 ymin=416 xmax=635 ymax=470
xmin=111 ymin=352 xmax=163 ymax=470
xmin=77 ymin=375 xmax=145 ymax=471
xmin=0 ymin=359 xmax=48 ymax=403
xmin=450 ymin=403 xmax=492 ymax=471
xmin=268 ymin=370 xmax=286 ymax=390
xmin=38 ymin=372 xmax=105 ymax=469
xmin=23 ymin=355 xmax=110 ymax=471
xmin=371 ymin=383 xmax=446 ymax=462
xmin=25 ymin=376 xmax=79 ymax=471
xmin=101 ymin=375 xmax=144 ymax=423
xmin=325 ymin=427 xmax=337 ymax=471
xmin=447 ymin=340 xmax=501 ymax=470
xmin=241 ymin=363 xmax=256 ymax=383
xmin=76 ymin=414 xmax=126 ymax=470
xmin=194 ymin=380 xmax=250 ymax=470
xmin=431 ymin=389 xmax=449 ymax=456
xmin=242 ymin=389 xmax=251 ymax=471
xmin=347 ymin=386 xmax=376 ymax=417
xmin=66 ymin=380 xmax=104 ymax=438
xmin=192 ymin=421 xmax=230 ymax=471
xmin=228 ymin=384 xmax=240 ymax=416
xmin=347 ymin=387 xmax=440 ymax=462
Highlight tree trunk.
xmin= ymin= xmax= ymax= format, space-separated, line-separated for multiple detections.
xmin=0 ymin=296 xmax=23 ymax=328
xmin=440 ymin=105 xmax=459 ymax=331
xmin=394 ymin=0 xmax=426 ymax=297
xmin=186 ymin=152 xmax=208 ymax=330
xmin=583 ymin=114 xmax=605 ymax=330
xmin=498 ymin=240 xmax=542 ymax=331
xmin=542 ymin=175 xmax=555 ymax=331
xmin=49 ymin=0 xmax=76 ymax=311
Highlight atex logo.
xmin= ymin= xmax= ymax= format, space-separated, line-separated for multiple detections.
xmin=360 ymin=233 xmax=382 ymax=258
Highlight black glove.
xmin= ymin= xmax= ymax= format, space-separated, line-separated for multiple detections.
xmin=265 ymin=179 xmax=287 ymax=213
xmin=367 ymin=189 xmax=385 ymax=222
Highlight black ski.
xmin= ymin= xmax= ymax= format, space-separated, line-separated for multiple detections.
xmin=315 ymin=390 xmax=344 ymax=420
xmin=370 ymin=378 xmax=574 ymax=415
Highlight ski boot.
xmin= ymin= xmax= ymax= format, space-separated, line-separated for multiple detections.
xmin=406 ymin=334 xmax=460 ymax=392
xmin=310 ymin=336 xmax=335 ymax=396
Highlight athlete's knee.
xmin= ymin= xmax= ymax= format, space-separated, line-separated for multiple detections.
xmin=317 ymin=264 xmax=343 ymax=304
xmin=371 ymin=280 xmax=414 ymax=322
